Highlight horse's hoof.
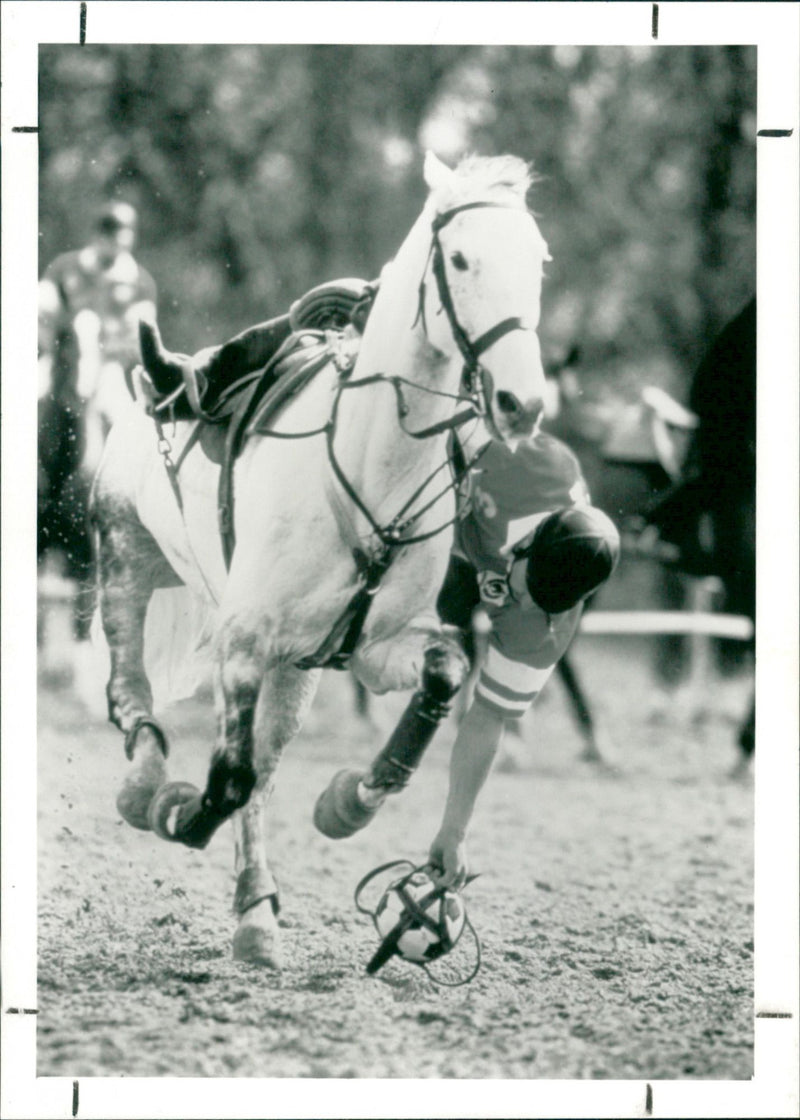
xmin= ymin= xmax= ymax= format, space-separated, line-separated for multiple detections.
xmin=116 ymin=753 xmax=168 ymax=830
xmin=578 ymin=731 xmax=620 ymax=773
xmin=233 ymin=902 xmax=283 ymax=969
xmin=123 ymin=716 xmax=169 ymax=762
xmin=313 ymin=769 xmax=383 ymax=839
xmin=147 ymin=781 xmax=202 ymax=842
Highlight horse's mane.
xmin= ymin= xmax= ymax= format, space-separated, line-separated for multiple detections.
xmin=435 ymin=154 xmax=535 ymax=211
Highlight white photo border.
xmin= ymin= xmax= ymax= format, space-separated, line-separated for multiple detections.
xmin=2 ymin=3 xmax=797 ymax=1117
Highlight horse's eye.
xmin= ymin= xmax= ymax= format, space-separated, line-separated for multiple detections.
xmin=450 ymin=251 xmax=469 ymax=271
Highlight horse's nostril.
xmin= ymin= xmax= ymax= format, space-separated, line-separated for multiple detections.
xmin=496 ymin=391 xmax=521 ymax=416
xmin=496 ymin=394 xmax=545 ymax=437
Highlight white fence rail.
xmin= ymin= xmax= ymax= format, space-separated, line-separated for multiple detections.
xmin=580 ymin=611 xmax=753 ymax=641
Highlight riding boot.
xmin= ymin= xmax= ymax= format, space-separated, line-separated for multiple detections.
xmin=195 ymin=315 xmax=293 ymax=399
xmin=141 ymin=279 xmax=377 ymax=410
xmin=141 ymin=314 xmax=293 ymax=405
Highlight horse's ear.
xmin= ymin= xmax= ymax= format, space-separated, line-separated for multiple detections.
xmin=423 ymin=150 xmax=455 ymax=191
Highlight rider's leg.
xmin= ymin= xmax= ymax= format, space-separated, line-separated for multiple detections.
xmin=194 ymin=315 xmax=293 ymax=394
xmin=142 ymin=315 xmax=293 ymax=400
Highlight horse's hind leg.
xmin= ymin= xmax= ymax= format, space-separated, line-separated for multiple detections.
xmin=93 ymin=493 xmax=178 ymax=829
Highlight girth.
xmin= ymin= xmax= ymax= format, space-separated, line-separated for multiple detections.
xmin=294 ymin=546 xmax=396 ymax=671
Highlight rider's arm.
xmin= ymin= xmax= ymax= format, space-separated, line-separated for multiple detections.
xmin=428 ymin=697 xmax=507 ymax=887
xmin=38 ymin=275 xmax=67 ymax=397
xmin=38 ymin=276 xmax=65 ymax=356
xmin=428 ymin=609 xmax=580 ymax=888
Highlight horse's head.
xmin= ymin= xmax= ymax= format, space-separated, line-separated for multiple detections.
xmin=419 ymin=152 xmax=551 ymax=445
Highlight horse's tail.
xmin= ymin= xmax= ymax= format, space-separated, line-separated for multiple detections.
xmin=91 ymin=586 xmax=215 ymax=710
xmin=144 ymin=587 xmax=215 ymax=706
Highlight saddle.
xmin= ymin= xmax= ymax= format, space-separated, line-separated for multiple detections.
xmin=138 ymin=279 xmax=372 ymax=570
xmin=137 ymin=278 xmax=376 ymax=423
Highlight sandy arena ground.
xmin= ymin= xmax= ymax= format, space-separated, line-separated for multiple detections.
xmin=35 ymin=629 xmax=754 ymax=1082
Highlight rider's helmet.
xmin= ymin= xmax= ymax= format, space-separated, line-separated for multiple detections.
xmin=521 ymin=506 xmax=620 ymax=614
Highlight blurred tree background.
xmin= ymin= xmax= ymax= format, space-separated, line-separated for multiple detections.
xmin=39 ymin=44 xmax=755 ymax=400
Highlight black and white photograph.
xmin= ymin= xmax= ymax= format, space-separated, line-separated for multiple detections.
xmin=2 ymin=3 xmax=798 ymax=1117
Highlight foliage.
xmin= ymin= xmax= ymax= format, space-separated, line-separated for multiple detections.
xmin=39 ymin=45 xmax=755 ymax=395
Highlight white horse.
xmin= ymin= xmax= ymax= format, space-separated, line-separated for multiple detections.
xmin=90 ymin=151 xmax=551 ymax=966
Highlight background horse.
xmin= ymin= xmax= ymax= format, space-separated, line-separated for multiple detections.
xmin=540 ymin=364 xmax=697 ymax=761
xmin=90 ymin=152 xmax=551 ymax=967
xmin=540 ymin=302 xmax=755 ymax=770
xmin=38 ymin=388 xmax=95 ymax=650
xmin=38 ymin=307 xmax=145 ymax=670
xmin=646 ymin=298 xmax=756 ymax=770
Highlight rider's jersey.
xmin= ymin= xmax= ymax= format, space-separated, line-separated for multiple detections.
xmin=455 ymin=432 xmax=592 ymax=719
xmin=39 ymin=246 xmax=156 ymax=395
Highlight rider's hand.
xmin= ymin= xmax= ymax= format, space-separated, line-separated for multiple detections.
xmin=427 ymin=829 xmax=468 ymax=890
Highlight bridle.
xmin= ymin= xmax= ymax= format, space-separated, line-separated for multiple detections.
xmin=290 ymin=202 xmax=541 ymax=668
xmin=418 ymin=200 xmax=535 ymax=431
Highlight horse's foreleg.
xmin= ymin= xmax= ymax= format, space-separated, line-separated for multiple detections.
xmin=229 ymin=664 xmax=322 ymax=967
xmin=314 ymin=628 xmax=468 ymax=839
xmin=364 ymin=631 xmax=468 ymax=789
xmin=93 ymin=496 xmax=178 ymax=829
xmin=231 ymin=790 xmax=280 ymax=966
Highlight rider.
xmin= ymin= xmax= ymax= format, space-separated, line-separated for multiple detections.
xmin=38 ymin=200 xmax=157 ymax=676
xmin=39 ymin=200 xmax=157 ymax=466
xmin=313 ymin=423 xmax=620 ymax=889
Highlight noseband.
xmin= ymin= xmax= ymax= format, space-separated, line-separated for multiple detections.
xmin=420 ymin=201 xmax=534 ymax=422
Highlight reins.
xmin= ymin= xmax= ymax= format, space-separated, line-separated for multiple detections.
xmin=323 ymin=372 xmax=483 ymax=549
xmin=258 ymin=199 xmax=539 ymax=552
